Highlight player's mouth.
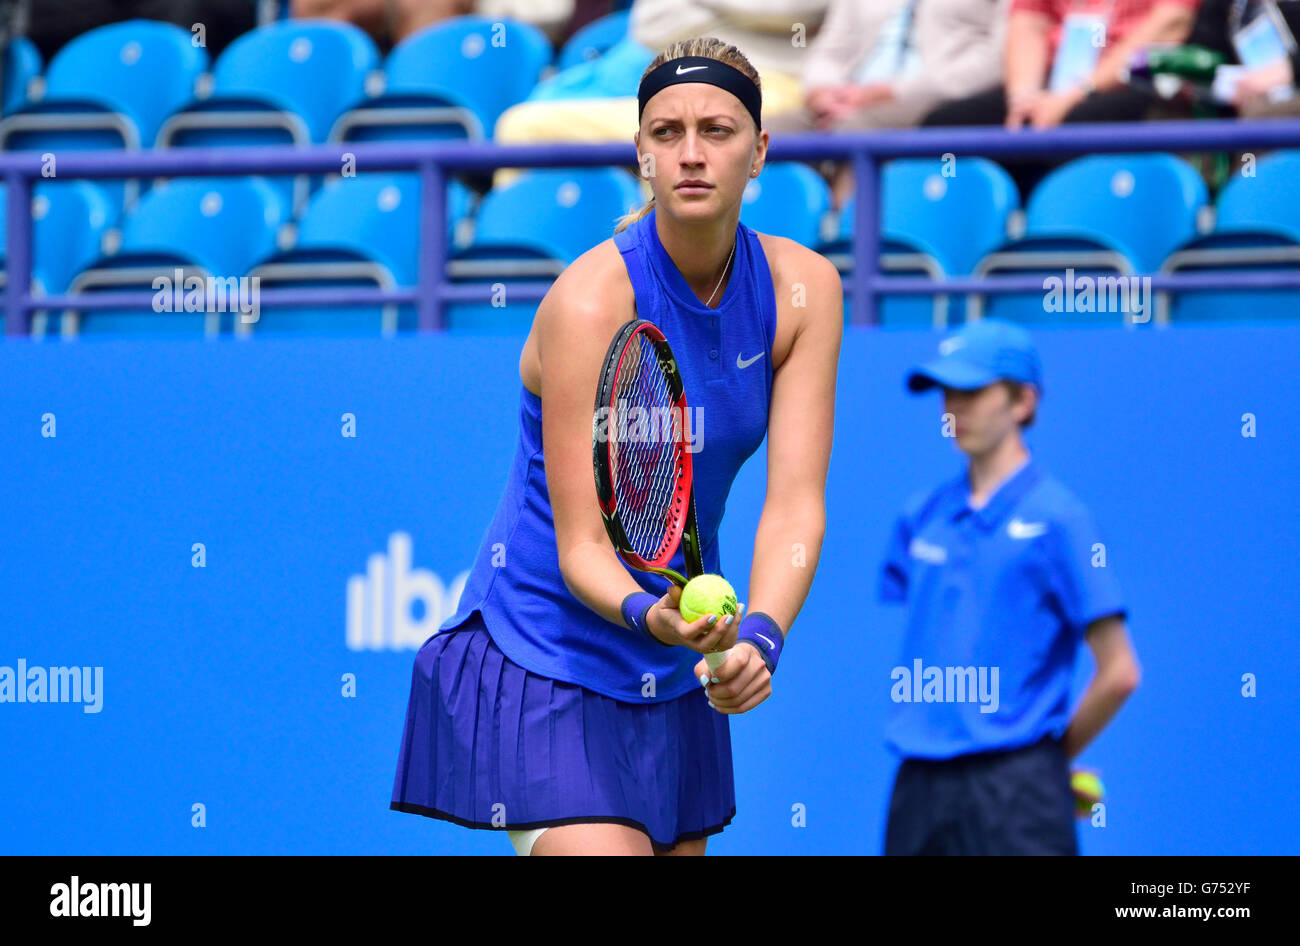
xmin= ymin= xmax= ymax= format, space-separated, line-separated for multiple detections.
xmin=675 ymin=179 xmax=714 ymax=195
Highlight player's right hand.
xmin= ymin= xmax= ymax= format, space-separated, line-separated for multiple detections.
xmin=647 ymin=584 xmax=742 ymax=654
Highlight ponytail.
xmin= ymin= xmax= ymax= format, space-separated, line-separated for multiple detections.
xmin=613 ymin=195 xmax=655 ymax=234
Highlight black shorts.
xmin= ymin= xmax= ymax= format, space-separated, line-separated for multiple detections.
xmin=884 ymin=735 xmax=1078 ymax=856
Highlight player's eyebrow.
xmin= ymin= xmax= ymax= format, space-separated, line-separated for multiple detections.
xmin=650 ymin=115 xmax=737 ymax=126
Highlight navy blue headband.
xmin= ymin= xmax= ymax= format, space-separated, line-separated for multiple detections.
xmin=637 ymin=56 xmax=762 ymax=131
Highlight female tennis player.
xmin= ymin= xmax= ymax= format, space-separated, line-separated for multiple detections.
xmin=390 ymin=36 xmax=842 ymax=856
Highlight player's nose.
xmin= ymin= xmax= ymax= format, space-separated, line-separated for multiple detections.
xmin=679 ymin=130 xmax=704 ymax=166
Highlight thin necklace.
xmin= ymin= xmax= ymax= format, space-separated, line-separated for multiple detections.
xmin=705 ymin=237 xmax=736 ymax=308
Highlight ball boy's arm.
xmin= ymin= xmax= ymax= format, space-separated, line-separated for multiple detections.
xmin=1061 ymin=615 xmax=1141 ymax=760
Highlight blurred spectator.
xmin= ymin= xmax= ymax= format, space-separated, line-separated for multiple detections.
xmin=1187 ymin=0 xmax=1300 ymax=116
xmin=923 ymin=0 xmax=1200 ymax=194
xmin=491 ymin=0 xmax=829 ymax=160
xmin=23 ymin=0 xmax=257 ymax=60
xmin=552 ymin=0 xmax=625 ymax=49
xmin=291 ymin=0 xmax=473 ymax=50
xmin=768 ymin=0 xmax=1011 ymax=206
xmin=629 ymin=0 xmax=827 ymax=113
xmin=778 ymin=0 xmax=1010 ymax=131
xmin=924 ymin=0 xmax=1201 ymax=130
xmin=475 ymin=0 xmax=578 ymax=45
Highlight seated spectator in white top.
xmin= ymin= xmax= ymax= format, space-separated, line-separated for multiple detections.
xmin=778 ymin=0 xmax=1009 ymax=132
xmin=769 ymin=0 xmax=1010 ymax=207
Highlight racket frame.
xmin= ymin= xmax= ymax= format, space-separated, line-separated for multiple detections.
xmin=593 ymin=318 xmax=703 ymax=587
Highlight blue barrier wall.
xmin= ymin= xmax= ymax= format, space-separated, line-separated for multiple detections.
xmin=2 ymin=325 xmax=1297 ymax=855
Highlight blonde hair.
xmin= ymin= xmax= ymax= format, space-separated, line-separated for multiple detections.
xmin=614 ymin=37 xmax=762 ymax=235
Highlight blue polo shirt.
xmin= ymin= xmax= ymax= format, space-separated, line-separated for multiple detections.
xmin=878 ymin=457 xmax=1126 ymax=759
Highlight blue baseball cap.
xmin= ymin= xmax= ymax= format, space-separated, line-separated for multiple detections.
xmin=906 ymin=319 xmax=1043 ymax=393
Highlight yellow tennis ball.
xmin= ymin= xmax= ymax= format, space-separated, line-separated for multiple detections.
xmin=1071 ymin=770 xmax=1105 ymax=815
xmin=679 ymin=574 xmax=737 ymax=624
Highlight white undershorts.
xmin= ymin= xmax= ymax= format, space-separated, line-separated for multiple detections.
xmin=507 ymin=827 xmax=549 ymax=856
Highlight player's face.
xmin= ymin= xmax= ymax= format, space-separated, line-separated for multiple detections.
xmin=943 ymin=383 xmax=1025 ymax=455
xmin=636 ymin=84 xmax=765 ymax=223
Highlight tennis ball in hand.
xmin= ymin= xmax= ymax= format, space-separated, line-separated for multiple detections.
xmin=679 ymin=574 xmax=738 ymax=624
xmin=1071 ymin=770 xmax=1105 ymax=816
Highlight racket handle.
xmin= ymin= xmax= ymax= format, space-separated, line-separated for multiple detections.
xmin=704 ymin=650 xmax=729 ymax=672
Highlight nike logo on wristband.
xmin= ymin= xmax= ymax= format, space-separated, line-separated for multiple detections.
xmin=754 ymin=633 xmax=775 ymax=649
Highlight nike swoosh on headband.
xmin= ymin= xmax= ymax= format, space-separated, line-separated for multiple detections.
xmin=676 ymin=64 xmax=708 ymax=74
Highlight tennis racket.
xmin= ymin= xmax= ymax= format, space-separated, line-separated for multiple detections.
xmin=592 ymin=318 xmax=729 ymax=671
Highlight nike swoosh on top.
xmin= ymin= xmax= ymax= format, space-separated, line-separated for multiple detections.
xmin=676 ymin=64 xmax=708 ymax=74
xmin=736 ymin=352 xmax=765 ymax=369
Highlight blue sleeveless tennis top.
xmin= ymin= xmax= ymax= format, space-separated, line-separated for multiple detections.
xmin=439 ymin=208 xmax=777 ymax=702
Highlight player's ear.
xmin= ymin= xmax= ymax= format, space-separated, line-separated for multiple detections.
xmin=751 ymin=128 xmax=769 ymax=175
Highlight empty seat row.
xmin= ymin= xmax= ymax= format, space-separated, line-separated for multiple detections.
xmin=826 ymin=151 xmax=1300 ymax=324
xmin=17 ymin=166 xmax=640 ymax=336
xmin=9 ymin=150 xmax=1300 ymax=334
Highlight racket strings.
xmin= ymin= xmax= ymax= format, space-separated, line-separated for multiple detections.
xmin=610 ymin=333 xmax=684 ymax=561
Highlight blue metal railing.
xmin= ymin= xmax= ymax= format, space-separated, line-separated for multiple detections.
xmin=4 ymin=117 xmax=1300 ymax=335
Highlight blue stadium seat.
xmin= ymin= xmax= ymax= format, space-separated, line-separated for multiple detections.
xmin=528 ymin=37 xmax=652 ymax=102
xmin=883 ymin=157 xmax=1019 ymax=277
xmin=1159 ymin=149 xmax=1300 ymax=322
xmin=3 ymin=36 xmax=41 ymax=115
xmin=331 ymin=16 xmax=552 ymax=143
xmin=1 ymin=182 xmax=114 ymax=335
xmin=63 ymin=176 xmax=289 ymax=336
xmin=739 ymin=162 xmax=830 ymax=248
xmin=247 ymin=173 xmax=473 ymax=335
xmin=0 ymin=21 xmax=208 ymax=212
xmin=971 ymin=153 xmax=1207 ymax=323
xmin=469 ymin=166 xmax=642 ymax=259
xmin=823 ymin=157 xmax=1020 ymax=326
xmin=158 ymin=21 xmax=380 ymax=213
xmin=557 ymin=10 xmax=631 ymax=70
xmin=446 ymin=167 xmax=643 ymax=332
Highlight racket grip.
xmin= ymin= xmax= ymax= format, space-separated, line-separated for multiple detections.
xmin=704 ymin=650 xmax=729 ymax=672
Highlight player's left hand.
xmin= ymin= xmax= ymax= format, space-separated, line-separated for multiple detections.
xmin=695 ymin=643 xmax=772 ymax=714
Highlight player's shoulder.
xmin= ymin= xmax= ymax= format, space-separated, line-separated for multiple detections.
xmin=539 ymin=237 xmax=634 ymax=331
xmin=557 ymin=237 xmax=629 ymax=297
xmin=755 ymin=231 xmax=842 ymax=294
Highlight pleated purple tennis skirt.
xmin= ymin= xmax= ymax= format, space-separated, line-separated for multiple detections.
xmin=390 ymin=610 xmax=736 ymax=851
